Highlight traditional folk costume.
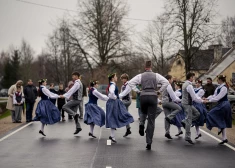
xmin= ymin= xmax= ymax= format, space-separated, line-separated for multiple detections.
xmin=119 ymin=70 xmax=169 ymax=150
xmin=34 ymin=85 xmax=60 ymax=136
xmin=181 ymin=80 xmax=202 ymax=144
xmin=106 ymin=82 xmax=134 ymax=143
xmin=206 ymin=83 xmax=232 ymax=144
xmin=162 ymin=84 xmax=182 ymax=139
xmin=192 ymin=87 xmax=208 ymax=139
xmin=84 ymin=87 xmax=109 ymax=138
xmin=62 ymin=79 xmax=83 ymax=134
xmin=13 ymin=91 xmax=24 ymax=123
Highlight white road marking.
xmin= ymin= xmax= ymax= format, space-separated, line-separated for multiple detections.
xmin=200 ymin=128 xmax=235 ymax=151
xmin=107 ymin=140 xmax=111 ymax=145
xmin=0 ymin=122 xmax=33 ymax=142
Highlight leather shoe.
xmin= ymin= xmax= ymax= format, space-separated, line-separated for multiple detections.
xmin=146 ymin=144 xmax=151 ymax=150
xmin=186 ymin=139 xmax=194 ymax=144
xmin=219 ymin=139 xmax=228 ymax=145
xmin=165 ymin=133 xmax=173 ymax=139
xmin=139 ymin=125 xmax=145 ymax=136
xmin=181 ymin=121 xmax=186 ymax=129
xmin=89 ymin=132 xmax=96 ymax=138
xmin=165 ymin=117 xmax=172 ymax=124
xmin=195 ymin=133 xmax=202 ymax=140
xmin=109 ymin=136 xmax=117 ymax=143
xmin=175 ymin=131 xmax=183 ymax=136
xmin=123 ymin=128 xmax=131 ymax=137
xmin=74 ymin=128 xmax=82 ymax=134
xmin=39 ymin=130 xmax=46 ymax=136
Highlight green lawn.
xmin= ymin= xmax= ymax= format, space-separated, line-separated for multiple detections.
xmin=0 ymin=110 xmax=11 ymax=120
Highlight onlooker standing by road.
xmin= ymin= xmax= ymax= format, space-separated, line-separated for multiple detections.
xmin=13 ymin=86 xmax=24 ymax=123
xmin=49 ymin=83 xmax=57 ymax=105
xmin=24 ymin=79 xmax=38 ymax=122
xmin=203 ymin=77 xmax=216 ymax=110
xmin=57 ymin=83 xmax=66 ymax=121
xmin=6 ymin=80 xmax=24 ymax=123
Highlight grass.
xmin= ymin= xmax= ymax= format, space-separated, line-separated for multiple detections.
xmin=233 ymin=113 xmax=235 ymax=125
xmin=0 ymin=110 xmax=11 ymax=120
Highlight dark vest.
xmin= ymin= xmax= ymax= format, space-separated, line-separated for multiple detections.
xmin=72 ymin=80 xmax=83 ymax=100
xmin=110 ymin=83 xmax=119 ymax=99
xmin=140 ymin=71 xmax=157 ymax=96
xmin=217 ymin=86 xmax=228 ymax=103
xmin=88 ymin=88 xmax=98 ymax=105
xmin=121 ymin=83 xmax=130 ymax=101
xmin=40 ymin=87 xmax=49 ymax=100
xmin=182 ymin=81 xmax=192 ymax=105
xmin=15 ymin=92 xmax=23 ymax=103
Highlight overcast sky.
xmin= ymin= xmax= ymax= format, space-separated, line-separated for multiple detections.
xmin=0 ymin=0 xmax=235 ymax=55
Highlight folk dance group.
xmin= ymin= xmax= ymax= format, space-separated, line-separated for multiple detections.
xmin=33 ymin=61 xmax=232 ymax=150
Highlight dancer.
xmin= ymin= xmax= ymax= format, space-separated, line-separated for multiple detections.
xmin=181 ymin=72 xmax=203 ymax=144
xmin=84 ymin=80 xmax=109 ymax=138
xmin=192 ymin=79 xmax=208 ymax=140
xmin=162 ymin=75 xmax=182 ymax=139
xmin=119 ymin=61 xmax=169 ymax=150
xmin=33 ymin=79 xmax=61 ymax=136
xmin=205 ymin=75 xmax=232 ymax=144
xmin=120 ymin=73 xmax=132 ymax=137
xmin=106 ymin=73 xmax=134 ymax=143
xmin=61 ymin=72 xmax=83 ymax=135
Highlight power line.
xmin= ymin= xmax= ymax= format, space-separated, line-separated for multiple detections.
xmin=16 ymin=0 xmax=227 ymax=26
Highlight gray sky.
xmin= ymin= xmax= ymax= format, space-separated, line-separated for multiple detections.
xmin=0 ymin=0 xmax=235 ymax=55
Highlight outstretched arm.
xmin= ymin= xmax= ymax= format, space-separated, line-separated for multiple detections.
xmin=93 ymin=90 xmax=109 ymax=101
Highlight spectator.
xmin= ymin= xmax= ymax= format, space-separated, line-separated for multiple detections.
xmin=49 ymin=83 xmax=57 ymax=105
xmin=6 ymin=80 xmax=24 ymax=123
xmin=13 ymin=86 xmax=24 ymax=123
xmin=57 ymin=83 xmax=66 ymax=121
xmin=203 ymin=77 xmax=216 ymax=98
xmin=24 ymin=79 xmax=38 ymax=122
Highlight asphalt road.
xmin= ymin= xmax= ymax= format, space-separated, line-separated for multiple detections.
xmin=0 ymin=97 xmax=234 ymax=168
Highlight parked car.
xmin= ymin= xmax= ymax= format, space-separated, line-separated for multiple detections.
xmin=0 ymin=89 xmax=8 ymax=97
xmin=97 ymin=84 xmax=108 ymax=95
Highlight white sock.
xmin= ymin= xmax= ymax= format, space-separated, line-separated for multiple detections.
xmin=177 ymin=127 xmax=182 ymax=133
xmin=222 ymin=129 xmax=227 ymax=140
xmin=41 ymin=123 xmax=45 ymax=132
xmin=90 ymin=124 xmax=94 ymax=134
xmin=195 ymin=126 xmax=200 ymax=136
xmin=111 ymin=129 xmax=115 ymax=139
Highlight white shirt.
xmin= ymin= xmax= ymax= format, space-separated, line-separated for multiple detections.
xmin=194 ymin=87 xmax=205 ymax=98
xmin=92 ymin=88 xmax=109 ymax=101
xmin=108 ymin=82 xmax=117 ymax=99
xmin=119 ymin=72 xmax=169 ymax=98
xmin=175 ymin=89 xmax=182 ymax=98
xmin=166 ymin=85 xmax=181 ymax=102
xmin=185 ymin=81 xmax=203 ymax=103
xmin=13 ymin=92 xmax=24 ymax=104
xmin=63 ymin=79 xmax=81 ymax=99
xmin=41 ymin=86 xmax=59 ymax=99
xmin=207 ymin=83 xmax=227 ymax=102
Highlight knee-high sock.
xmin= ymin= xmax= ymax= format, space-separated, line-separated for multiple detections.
xmin=41 ymin=123 xmax=45 ymax=132
xmin=177 ymin=127 xmax=182 ymax=133
xmin=110 ymin=129 xmax=115 ymax=138
xmin=195 ymin=126 xmax=200 ymax=135
xmin=90 ymin=124 xmax=94 ymax=134
xmin=222 ymin=129 xmax=227 ymax=140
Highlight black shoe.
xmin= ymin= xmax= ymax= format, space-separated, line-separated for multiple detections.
xmin=89 ymin=132 xmax=96 ymax=138
xmin=123 ymin=128 xmax=132 ymax=137
xmin=79 ymin=117 xmax=83 ymax=119
xmin=175 ymin=131 xmax=183 ymax=136
xmin=186 ymin=139 xmax=194 ymax=144
xmin=218 ymin=128 xmax=224 ymax=135
xmin=16 ymin=121 xmax=22 ymax=123
xmin=39 ymin=130 xmax=46 ymax=136
xmin=74 ymin=114 xmax=79 ymax=123
xmin=165 ymin=133 xmax=173 ymax=139
xmin=109 ymin=136 xmax=117 ymax=143
xmin=165 ymin=117 xmax=172 ymax=124
xmin=139 ymin=125 xmax=145 ymax=136
xmin=219 ymin=139 xmax=228 ymax=145
xmin=74 ymin=128 xmax=82 ymax=134
xmin=146 ymin=144 xmax=151 ymax=150
xmin=195 ymin=133 xmax=202 ymax=140
xmin=181 ymin=121 xmax=186 ymax=129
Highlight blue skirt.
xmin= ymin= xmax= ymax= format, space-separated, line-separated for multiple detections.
xmin=34 ymin=100 xmax=61 ymax=124
xmin=206 ymin=101 xmax=232 ymax=130
xmin=84 ymin=103 xmax=105 ymax=127
xmin=171 ymin=103 xmax=185 ymax=128
xmin=106 ymin=99 xmax=134 ymax=128
xmin=193 ymin=102 xmax=208 ymax=126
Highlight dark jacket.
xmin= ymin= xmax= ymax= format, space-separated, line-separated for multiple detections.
xmin=82 ymin=82 xmax=87 ymax=97
xmin=203 ymin=83 xmax=216 ymax=98
xmin=49 ymin=88 xmax=57 ymax=105
xmin=24 ymin=85 xmax=38 ymax=103
xmin=57 ymin=89 xmax=66 ymax=105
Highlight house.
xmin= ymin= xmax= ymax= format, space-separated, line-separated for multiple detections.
xmin=168 ymin=45 xmax=231 ymax=81
xmin=200 ymin=42 xmax=235 ymax=85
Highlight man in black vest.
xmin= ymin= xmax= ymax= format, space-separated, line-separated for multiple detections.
xmin=120 ymin=61 xmax=169 ymax=150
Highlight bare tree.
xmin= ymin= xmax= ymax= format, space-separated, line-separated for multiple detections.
xmin=220 ymin=16 xmax=235 ymax=47
xmin=165 ymin=0 xmax=218 ymax=74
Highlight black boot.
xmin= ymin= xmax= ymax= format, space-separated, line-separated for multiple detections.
xmin=89 ymin=132 xmax=97 ymax=138
xmin=123 ymin=128 xmax=131 ymax=137
xmin=146 ymin=144 xmax=151 ymax=150
xmin=74 ymin=128 xmax=82 ymax=134
xmin=139 ymin=125 xmax=145 ymax=136
xmin=39 ymin=130 xmax=46 ymax=136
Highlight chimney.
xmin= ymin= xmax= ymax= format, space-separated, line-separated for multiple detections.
xmin=232 ymin=42 xmax=235 ymax=48
xmin=213 ymin=44 xmax=223 ymax=63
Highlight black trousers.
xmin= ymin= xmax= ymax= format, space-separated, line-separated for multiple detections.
xmin=140 ymin=95 xmax=158 ymax=145
xmin=58 ymin=103 xmax=65 ymax=118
